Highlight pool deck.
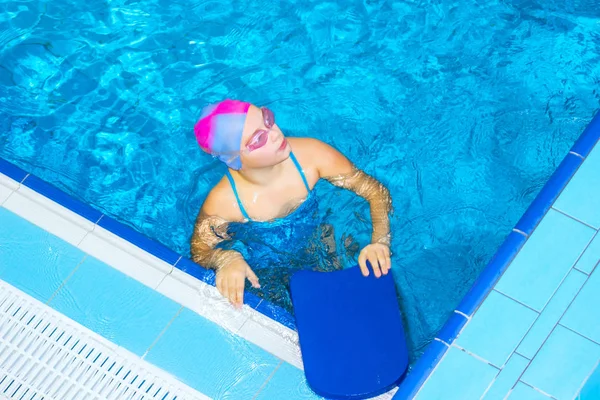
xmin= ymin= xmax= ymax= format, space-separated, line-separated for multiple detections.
xmin=398 ymin=112 xmax=600 ymax=400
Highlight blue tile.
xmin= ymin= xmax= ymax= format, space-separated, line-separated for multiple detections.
xmin=579 ymin=364 xmax=600 ymax=400
xmin=508 ymin=382 xmax=552 ymax=400
xmin=554 ymin=144 xmax=600 ymax=229
xmin=175 ymin=257 xmax=215 ymax=285
xmin=21 ymin=174 xmax=103 ymax=224
xmin=575 ymin=233 xmax=600 ymax=274
xmin=522 ymin=325 xmax=600 ymax=400
xmin=518 ymin=269 xmax=587 ymax=359
xmin=0 ymin=158 xmax=28 ymax=182
xmin=457 ymin=231 xmax=527 ymax=316
xmin=0 ymin=207 xmax=84 ymax=302
xmin=571 ymin=111 xmax=600 ymax=158
xmin=436 ymin=312 xmax=468 ymax=345
xmin=393 ymin=340 xmax=449 ymax=400
xmin=496 ymin=209 xmax=594 ymax=311
xmin=415 ymin=347 xmax=499 ymax=400
xmin=97 ymin=215 xmax=181 ymax=265
xmin=455 ymin=291 xmax=537 ymax=367
xmin=514 ymin=153 xmax=583 ymax=235
xmin=483 ymin=354 xmax=530 ymax=400
xmin=562 ymin=267 xmax=600 ymax=344
xmin=49 ymin=257 xmax=180 ymax=356
xmin=256 ymin=363 xmax=323 ymax=399
xmin=145 ymin=308 xmax=280 ymax=399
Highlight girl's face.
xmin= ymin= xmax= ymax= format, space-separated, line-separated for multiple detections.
xmin=239 ymin=105 xmax=290 ymax=169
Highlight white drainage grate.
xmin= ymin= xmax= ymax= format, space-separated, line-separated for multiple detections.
xmin=0 ymin=280 xmax=209 ymax=400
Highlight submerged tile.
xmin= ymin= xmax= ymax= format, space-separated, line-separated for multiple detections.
xmin=455 ymin=290 xmax=537 ymax=367
xmin=518 ymin=269 xmax=587 ymax=359
xmin=255 ymin=363 xmax=323 ymax=399
xmin=49 ymin=256 xmax=181 ymax=356
xmin=0 ymin=207 xmax=84 ymax=302
xmin=554 ymin=144 xmax=600 ymax=229
xmin=508 ymin=382 xmax=552 ymax=400
xmin=415 ymin=347 xmax=498 ymax=400
xmin=495 ymin=209 xmax=594 ymax=311
xmin=522 ymin=325 xmax=600 ymax=400
xmin=562 ymin=267 xmax=600 ymax=344
xmin=145 ymin=308 xmax=280 ymax=399
xmin=483 ymin=353 xmax=530 ymax=399
xmin=574 ymin=232 xmax=600 ymax=275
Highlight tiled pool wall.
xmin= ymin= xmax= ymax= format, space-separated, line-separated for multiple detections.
xmin=393 ymin=112 xmax=600 ymax=400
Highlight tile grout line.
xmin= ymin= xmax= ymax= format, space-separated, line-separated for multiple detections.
xmin=479 ymin=364 xmax=504 ymax=400
xmin=251 ymin=359 xmax=284 ymax=400
xmin=141 ymin=306 xmax=184 ymax=360
xmin=451 ymin=343 xmax=501 ymax=369
xmin=558 ymin=323 xmax=600 ymax=347
xmin=551 ymin=207 xmax=598 ymax=231
xmin=237 ymin=299 xmax=264 ymax=334
xmin=520 ymin=380 xmax=558 ymax=399
xmin=492 ymin=288 xmax=541 ymax=314
xmin=154 ymin=255 xmax=181 ymax=291
xmin=46 ymin=254 xmax=89 ymax=305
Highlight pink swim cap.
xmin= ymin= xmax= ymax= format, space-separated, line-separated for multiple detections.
xmin=194 ymin=99 xmax=251 ymax=170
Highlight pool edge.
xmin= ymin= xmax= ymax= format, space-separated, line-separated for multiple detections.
xmin=393 ymin=109 xmax=600 ymax=399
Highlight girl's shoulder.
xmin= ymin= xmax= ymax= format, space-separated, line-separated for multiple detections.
xmin=200 ymin=176 xmax=245 ymax=222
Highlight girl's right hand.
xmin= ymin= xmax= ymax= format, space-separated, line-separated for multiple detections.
xmin=216 ymin=258 xmax=260 ymax=308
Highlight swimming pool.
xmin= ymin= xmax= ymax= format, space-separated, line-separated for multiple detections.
xmin=1 ymin=0 xmax=598 ymax=358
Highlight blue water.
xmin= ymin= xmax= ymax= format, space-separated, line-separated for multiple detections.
xmin=0 ymin=0 xmax=599 ymax=359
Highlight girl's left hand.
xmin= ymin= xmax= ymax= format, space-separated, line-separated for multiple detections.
xmin=358 ymin=243 xmax=391 ymax=278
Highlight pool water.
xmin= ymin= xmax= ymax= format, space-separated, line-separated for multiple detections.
xmin=0 ymin=0 xmax=598 ymax=359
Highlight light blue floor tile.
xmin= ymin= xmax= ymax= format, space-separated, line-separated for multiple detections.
xmin=518 ymin=269 xmax=588 ymax=359
xmin=579 ymin=364 xmax=600 ymax=400
xmin=522 ymin=325 xmax=600 ymax=400
xmin=145 ymin=308 xmax=280 ymax=399
xmin=49 ymin=256 xmax=180 ymax=356
xmin=483 ymin=354 xmax=530 ymax=399
xmin=496 ymin=209 xmax=594 ymax=311
xmin=415 ymin=347 xmax=499 ymax=400
xmin=575 ymin=233 xmax=600 ymax=274
xmin=256 ymin=363 xmax=324 ymax=399
xmin=455 ymin=290 xmax=537 ymax=367
xmin=554 ymin=144 xmax=600 ymax=229
xmin=562 ymin=267 xmax=600 ymax=344
xmin=508 ymin=382 xmax=552 ymax=400
xmin=0 ymin=207 xmax=85 ymax=302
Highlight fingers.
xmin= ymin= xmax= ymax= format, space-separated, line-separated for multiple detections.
xmin=367 ymin=252 xmax=382 ymax=278
xmin=359 ymin=245 xmax=392 ymax=279
xmin=358 ymin=250 xmax=369 ymax=277
xmin=377 ymin=247 xmax=391 ymax=275
xmin=246 ymin=266 xmax=261 ymax=289
xmin=233 ymin=276 xmax=244 ymax=309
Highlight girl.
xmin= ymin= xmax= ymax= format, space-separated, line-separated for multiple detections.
xmin=190 ymin=99 xmax=392 ymax=310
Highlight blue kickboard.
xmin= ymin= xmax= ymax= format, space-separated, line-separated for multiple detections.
xmin=290 ymin=265 xmax=409 ymax=399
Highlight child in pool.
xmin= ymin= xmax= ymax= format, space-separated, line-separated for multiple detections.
xmin=190 ymin=99 xmax=393 ymax=309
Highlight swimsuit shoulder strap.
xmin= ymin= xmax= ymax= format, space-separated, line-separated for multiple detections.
xmin=290 ymin=152 xmax=310 ymax=192
xmin=225 ymin=170 xmax=252 ymax=221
